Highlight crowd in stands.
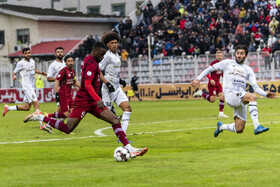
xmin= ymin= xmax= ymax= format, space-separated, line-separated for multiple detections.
xmin=113 ymin=0 xmax=280 ymax=60
xmin=69 ymin=35 xmax=99 ymax=60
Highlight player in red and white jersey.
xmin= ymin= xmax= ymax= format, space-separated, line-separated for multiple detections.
xmin=24 ymin=42 xmax=148 ymax=158
xmin=193 ymin=51 xmax=229 ymax=118
xmin=45 ymin=55 xmax=80 ymax=120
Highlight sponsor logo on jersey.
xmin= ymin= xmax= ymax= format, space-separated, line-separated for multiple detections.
xmin=87 ymin=71 xmax=92 ymax=76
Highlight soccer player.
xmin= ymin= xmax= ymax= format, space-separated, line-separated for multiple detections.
xmin=24 ymin=42 xmax=148 ymax=158
xmin=47 ymin=47 xmax=66 ymax=111
xmin=3 ymin=47 xmax=49 ymax=130
xmin=46 ymin=55 xmax=80 ymax=119
xmin=130 ymin=72 xmax=142 ymax=101
xmin=193 ymin=51 xmax=228 ymax=118
xmin=99 ymin=31 xmax=132 ymax=137
xmin=191 ymin=45 xmax=276 ymax=137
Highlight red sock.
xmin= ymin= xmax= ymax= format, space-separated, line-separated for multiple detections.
xmin=47 ymin=112 xmax=66 ymax=118
xmin=219 ymin=100 xmax=224 ymax=112
xmin=202 ymin=93 xmax=210 ymax=101
xmin=112 ymin=124 xmax=129 ymax=146
xmin=43 ymin=117 xmax=71 ymax=133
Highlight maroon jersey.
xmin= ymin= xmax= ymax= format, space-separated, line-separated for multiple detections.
xmin=75 ymin=55 xmax=100 ymax=102
xmin=208 ymin=60 xmax=223 ymax=83
xmin=56 ymin=67 xmax=75 ymax=96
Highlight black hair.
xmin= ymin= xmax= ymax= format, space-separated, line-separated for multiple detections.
xmin=64 ymin=55 xmax=74 ymax=62
xmin=235 ymin=45 xmax=249 ymax=55
xmin=22 ymin=47 xmax=30 ymax=54
xmin=101 ymin=31 xmax=119 ymax=45
xmin=92 ymin=42 xmax=107 ymax=50
xmin=55 ymin=47 xmax=64 ymax=52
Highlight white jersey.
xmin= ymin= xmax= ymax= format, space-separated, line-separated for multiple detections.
xmin=99 ymin=50 xmax=121 ymax=89
xmin=212 ymin=59 xmax=256 ymax=95
xmin=47 ymin=60 xmax=65 ymax=79
xmin=14 ymin=59 xmax=36 ymax=90
xmin=197 ymin=59 xmax=266 ymax=97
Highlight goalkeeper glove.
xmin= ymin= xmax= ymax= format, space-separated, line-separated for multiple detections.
xmin=119 ymin=79 xmax=126 ymax=88
xmin=106 ymin=82 xmax=115 ymax=93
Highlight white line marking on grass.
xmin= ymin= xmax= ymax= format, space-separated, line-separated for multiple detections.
xmin=0 ymin=121 xmax=279 ymax=145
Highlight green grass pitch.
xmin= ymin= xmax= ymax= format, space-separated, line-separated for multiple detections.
xmin=0 ymin=98 xmax=279 ymax=186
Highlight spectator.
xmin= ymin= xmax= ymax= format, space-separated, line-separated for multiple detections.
xmin=135 ymin=6 xmax=142 ymax=25
xmin=268 ymin=34 xmax=277 ymax=48
xmin=121 ymin=49 xmax=129 ymax=61
xmin=262 ymin=44 xmax=272 ymax=70
xmin=269 ymin=17 xmax=279 ymax=34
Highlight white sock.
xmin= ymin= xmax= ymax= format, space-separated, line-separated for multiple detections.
xmin=220 ymin=123 xmax=237 ymax=133
xmin=8 ymin=106 xmax=17 ymax=111
xmin=249 ymin=101 xmax=260 ymax=129
xmin=121 ymin=111 xmax=131 ymax=133
xmin=125 ymin=144 xmax=134 ymax=152
xmin=38 ymin=114 xmax=44 ymax=121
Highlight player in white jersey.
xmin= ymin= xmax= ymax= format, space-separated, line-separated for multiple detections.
xmin=47 ymin=47 xmax=66 ymax=110
xmin=99 ymin=31 xmax=132 ymax=142
xmin=3 ymin=48 xmax=47 ymax=124
xmin=191 ymin=45 xmax=276 ymax=137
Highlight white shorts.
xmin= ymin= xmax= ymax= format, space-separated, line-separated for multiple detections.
xmin=23 ymin=88 xmax=38 ymax=103
xmin=101 ymin=86 xmax=128 ymax=109
xmin=225 ymin=91 xmax=247 ymax=121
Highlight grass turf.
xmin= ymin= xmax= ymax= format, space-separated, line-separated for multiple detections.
xmin=0 ymin=98 xmax=279 ymax=186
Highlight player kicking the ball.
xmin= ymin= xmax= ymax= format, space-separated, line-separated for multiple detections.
xmin=192 ymin=45 xmax=276 ymax=137
xmin=24 ymin=42 xmax=148 ymax=158
xmin=193 ymin=51 xmax=228 ymax=118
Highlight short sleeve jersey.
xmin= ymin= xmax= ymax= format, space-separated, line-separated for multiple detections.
xmin=13 ymin=59 xmax=36 ymax=89
xmin=76 ymin=55 xmax=100 ymax=101
xmin=209 ymin=60 xmax=223 ymax=83
xmin=99 ymin=50 xmax=121 ymax=89
xmin=47 ymin=60 xmax=66 ymax=78
xmin=56 ymin=67 xmax=75 ymax=96
xmin=211 ymin=59 xmax=257 ymax=95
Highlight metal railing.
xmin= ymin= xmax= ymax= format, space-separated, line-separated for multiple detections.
xmin=2 ymin=51 xmax=280 ymax=89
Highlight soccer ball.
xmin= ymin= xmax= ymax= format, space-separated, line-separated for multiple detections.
xmin=113 ymin=147 xmax=130 ymax=162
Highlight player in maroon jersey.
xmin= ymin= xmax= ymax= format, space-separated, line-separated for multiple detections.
xmin=45 ymin=55 xmax=80 ymax=120
xmin=193 ymin=51 xmax=229 ymax=118
xmin=23 ymin=42 xmax=148 ymax=158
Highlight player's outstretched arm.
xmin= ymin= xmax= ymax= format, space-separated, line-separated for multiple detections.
xmin=191 ymin=79 xmax=200 ymax=88
xmin=35 ymin=69 xmax=47 ymax=76
xmin=267 ymin=92 xmax=276 ymax=98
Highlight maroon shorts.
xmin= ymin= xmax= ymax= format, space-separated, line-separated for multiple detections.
xmin=208 ymin=82 xmax=223 ymax=96
xmin=60 ymin=96 xmax=73 ymax=113
xmin=69 ymin=97 xmax=107 ymax=120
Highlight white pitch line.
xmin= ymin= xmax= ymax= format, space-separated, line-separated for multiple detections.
xmin=1 ymin=121 xmax=279 ymax=145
